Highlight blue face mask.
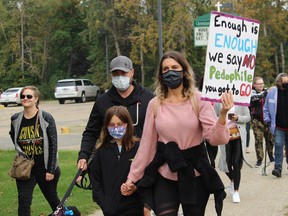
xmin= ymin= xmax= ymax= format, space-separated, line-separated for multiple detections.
xmin=162 ymin=70 xmax=183 ymax=89
xmin=108 ymin=125 xmax=127 ymax=139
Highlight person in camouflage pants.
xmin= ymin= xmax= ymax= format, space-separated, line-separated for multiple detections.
xmin=250 ymin=77 xmax=274 ymax=167
xmin=251 ymin=118 xmax=274 ymax=166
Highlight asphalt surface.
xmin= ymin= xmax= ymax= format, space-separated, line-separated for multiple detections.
xmin=89 ymin=145 xmax=288 ymax=216
xmin=0 ymin=100 xmax=91 ymax=151
xmin=87 ymin=121 xmax=288 ymax=215
xmin=1 ymin=101 xmax=288 ymax=216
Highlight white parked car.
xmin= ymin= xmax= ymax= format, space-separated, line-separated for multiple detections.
xmin=54 ymin=79 xmax=100 ymax=104
xmin=0 ymin=87 xmax=23 ymax=107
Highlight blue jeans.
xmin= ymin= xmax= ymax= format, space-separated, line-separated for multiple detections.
xmin=274 ymin=128 xmax=288 ymax=171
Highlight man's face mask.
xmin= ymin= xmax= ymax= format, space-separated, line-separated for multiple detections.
xmin=162 ymin=70 xmax=183 ymax=89
xmin=112 ymin=76 xmax=131 ymax=92
xmin=108 ymin=125 xmax=127 ymax=139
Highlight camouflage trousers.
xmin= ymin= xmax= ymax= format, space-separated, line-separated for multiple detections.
xmin=251 ymin=118 xmax=274 ymax=161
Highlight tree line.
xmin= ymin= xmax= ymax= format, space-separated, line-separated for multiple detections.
xmin=0 ymin=0 xmax=287 ymax=98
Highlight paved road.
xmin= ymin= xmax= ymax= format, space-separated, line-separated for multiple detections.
xmin=2 ymin=101 xmax=288 ymax=216
xmin=0 ymin=100 xmax=93 ymax=150
xmin=88 ymin=132 xmax=288 ymax=216
xmin=88 ymin=133 xmax=288 ymax=215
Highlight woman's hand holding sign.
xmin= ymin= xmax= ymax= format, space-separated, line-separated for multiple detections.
xmin=218 ymin=91 xmax=234 ymax=125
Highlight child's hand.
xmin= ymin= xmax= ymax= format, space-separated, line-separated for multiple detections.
xmin=121 ymin=180 xmax=136 ymax=196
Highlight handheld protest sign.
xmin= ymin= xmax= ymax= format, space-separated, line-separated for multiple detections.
xmin=201 ymin=11 xmax=260 ymax=106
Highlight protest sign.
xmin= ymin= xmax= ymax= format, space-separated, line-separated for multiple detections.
xmin=201 ymin=11 xmax=260 ymax=106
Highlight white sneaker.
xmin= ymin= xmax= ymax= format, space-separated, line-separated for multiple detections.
xmin=232 ymin=192 xmax=241 ymax=203
xmin=229 ymin=182 xmax=234 ymax=195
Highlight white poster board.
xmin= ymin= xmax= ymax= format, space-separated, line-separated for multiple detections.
xmin=201 ymin=11 xmax=260 ymax=106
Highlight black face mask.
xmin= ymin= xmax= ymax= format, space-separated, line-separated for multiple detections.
xmin=162 ymin=70 xmax=183 ymax=89
xmin=282 ymin=83 xmax=288 ymax=90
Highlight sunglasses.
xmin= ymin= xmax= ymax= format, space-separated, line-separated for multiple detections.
xmin=20 ymin=94 xmax=33 ymax=99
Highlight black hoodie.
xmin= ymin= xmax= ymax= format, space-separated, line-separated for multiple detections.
xmin=249 ymin=88 xmax=268 ymax=122
xmin=78 ymin=81 xmax=154 ymax=161
xmin=90 ymin=141 xmax=143 ymax=215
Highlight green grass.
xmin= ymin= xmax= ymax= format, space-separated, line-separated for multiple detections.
xmin=0 ymin=150 xmax=99 ymax=216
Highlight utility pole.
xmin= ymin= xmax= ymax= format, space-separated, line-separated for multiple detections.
xmin=105 ymin=32 xmax=109 ymax=82
xmin=157 ymin=0 xmax=163 ymax=60
xmin=17 ymin=1 xmax=24 ymax=79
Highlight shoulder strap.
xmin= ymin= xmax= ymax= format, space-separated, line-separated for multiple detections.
xmin=31 ymin=111 xmax=39 ymax=159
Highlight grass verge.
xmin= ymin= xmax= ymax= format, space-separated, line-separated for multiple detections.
xmin=0 ymin=150 xmax=99 ymax=216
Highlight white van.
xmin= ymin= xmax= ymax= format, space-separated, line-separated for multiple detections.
xmin=54 ymin=79 xmax=100 ymax=104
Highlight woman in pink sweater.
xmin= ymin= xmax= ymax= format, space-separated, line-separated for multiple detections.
xmin=121 ymin=51 xmax=233 ymax=216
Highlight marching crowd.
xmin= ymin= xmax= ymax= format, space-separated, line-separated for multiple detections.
xmin=8 ymin=51 xmax=288 ymax=216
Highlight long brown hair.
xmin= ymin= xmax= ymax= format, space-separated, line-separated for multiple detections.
xmin=154 ymin=51 xmax=199 ymax=114
xmin=96 ymin=106 xmax=137 ymax=151
xmin=155 ymin=50 xmax=197 ymax=100
xmin=275 ymin=73 xmax=288 ymax=87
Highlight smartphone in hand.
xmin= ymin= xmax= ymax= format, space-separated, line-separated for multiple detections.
xmin=228 ymin=113 xmax=234 ymax=120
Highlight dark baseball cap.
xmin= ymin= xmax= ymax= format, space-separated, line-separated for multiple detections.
xmin=110 ymin=56 xmax=133 ymax=73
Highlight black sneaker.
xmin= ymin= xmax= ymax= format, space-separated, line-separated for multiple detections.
xmin=272 ymin=169 xmax=282 ymax=177
xmin=269 ymin=155 xmax=275 ymax=163
xmin=255 ymin=160 xmax=262 ymax=168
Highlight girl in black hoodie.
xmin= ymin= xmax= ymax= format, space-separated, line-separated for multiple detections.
xmin=90 ymin=106 xmax=143 ymax=216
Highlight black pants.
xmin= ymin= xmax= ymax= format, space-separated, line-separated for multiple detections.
xmin=206 ymin=141 xmax=218 ymax=168
xmin=153 ymin=174 xmax=209 ymax=216
xmin=16 ymin=166 xmax=61 ymax=216
xmin=225 ymin=138 xmax=243 ymax=191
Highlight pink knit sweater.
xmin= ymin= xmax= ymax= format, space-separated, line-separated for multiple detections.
xmin=128 ymin=93 xmax=229 ymax=182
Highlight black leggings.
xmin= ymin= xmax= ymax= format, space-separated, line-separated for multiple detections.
xmin=206 ymin=141 xmax=218 ymax=168
xmin=16 ymin=166 xmax=61 ymax=216
xmin=153 ymin=174 xmax=209 ymax=216
xmin=225 ymin=138 xmax=243 ymax=191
